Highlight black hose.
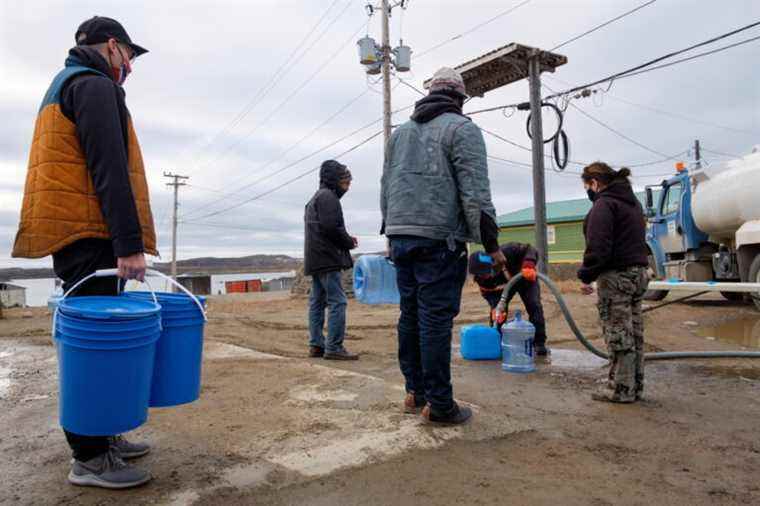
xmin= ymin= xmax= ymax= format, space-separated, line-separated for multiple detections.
xmin=496 ymin=272 xmax=760 ymax=361
xmin=526 ymin=102 xmax=569 ymax=171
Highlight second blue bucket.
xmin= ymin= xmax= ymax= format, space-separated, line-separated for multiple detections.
xmin=125 ymin=291 xmax=207 ymax=407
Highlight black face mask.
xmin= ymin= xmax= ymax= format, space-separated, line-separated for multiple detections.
xmin=586 ymin=189 xmax=597 ymax=202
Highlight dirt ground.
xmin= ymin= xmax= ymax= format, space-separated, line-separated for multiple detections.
xmin=1 ymin=281 xmax=760 ymax=505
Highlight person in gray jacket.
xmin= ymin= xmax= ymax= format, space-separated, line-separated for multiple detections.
xmin=381 ymin=67 xmax=506 ymax=425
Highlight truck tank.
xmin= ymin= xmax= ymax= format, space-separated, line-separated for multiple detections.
xmin=691 ymin=151 xmax=760 ymax=240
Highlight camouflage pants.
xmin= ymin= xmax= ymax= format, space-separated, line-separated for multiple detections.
xmin=597 ymin=266 xmax=649 ymax=401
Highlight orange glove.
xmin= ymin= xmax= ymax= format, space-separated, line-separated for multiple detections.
xmin=491 ymin=309 xmax=507 ymax=326
xmin=521 ymin=260 xmax=537 ymax=282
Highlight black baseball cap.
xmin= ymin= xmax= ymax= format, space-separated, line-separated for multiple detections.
xmin=75 ymin=16 xmax=148 ymax=57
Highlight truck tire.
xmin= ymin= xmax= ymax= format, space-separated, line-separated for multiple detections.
xmin=644 ymin=252 xmax=668 ymax=301
xmin=748 ymin=254 xmax=760 ymax=311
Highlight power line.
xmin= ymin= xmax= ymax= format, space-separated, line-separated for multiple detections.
xmin=189 ymin=130 xmax=384 ymax=220
xmin=189 ymin=15 xmax=367 ymax=176
xmin=467 ymin=21 xmax=760 ymax=115
xmin=413 ymin=0 xmax=533 ymax=60
xmin=702 ymin=148 xmax=740 ymax=158
xmin=181 ymin=88 xmax=371 ymax=218
xmin=602 ymin=95 xmax=757 ymax=136
xmin=616 ymin=34 xmax=760 ymax=80
xmin=550 ymin=0 xmax=657 ymax=51
xmin=181 ymin=0 xmax=345 ymax=174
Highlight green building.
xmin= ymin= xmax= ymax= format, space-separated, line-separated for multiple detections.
xmin=494 ymin=192 xmax=653 ymax=263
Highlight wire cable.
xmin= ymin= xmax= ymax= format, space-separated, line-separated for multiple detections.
xmin=190 ymin=130 xmax=384 ymax=220
xmin=189 ymin=13 xmax=366 ymax=175
xmin=550 ymin=0 xmax=657 ymax=51
xmin=181 ymin=0 xmax=345 ymax=174
xmin=413 ymin=0 xmax=533 ymax=60
xmin=181 ymin=88 xmax=371 ymax=218
xmin=467 ymin=21 xmax=760 ymax=115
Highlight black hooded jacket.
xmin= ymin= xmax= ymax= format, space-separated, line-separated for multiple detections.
xmin=577 ymin=180 xmax=648 ymax=284
xmin=58 ymin=46 xmax=143 ymax=258
xmin=304 ymin=162 xmax=355 ymax=276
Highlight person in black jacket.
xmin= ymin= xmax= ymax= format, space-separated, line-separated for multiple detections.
xmin=468 ymin=243 xmax=550 ymax=356
xmin=578 ymin=162 xmax=649 ymax=403
xmin=304 ymin=160 xmax=359 ymax=360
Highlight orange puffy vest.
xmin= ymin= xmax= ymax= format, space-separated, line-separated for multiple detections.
xmin=12 ymin=65 xmax=157 ymax=259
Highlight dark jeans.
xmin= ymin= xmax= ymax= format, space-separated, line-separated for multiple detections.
xmin=308 ymin=270 xmax=348 ymax=353
xmin=53 ymin=239 xmax=118 ymax=461
xmin=483 ymin=279 xmax=547 ymax=347
xmin=390 ymin=236 xmax=468 ymax=414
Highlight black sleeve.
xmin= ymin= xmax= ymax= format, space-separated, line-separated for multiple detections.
xmin=317 ymin=192 xmax=356 ymax=251
xmin=62 ymin=75 xmax=144 ymax=258
xmin=577 ymin=202 xmax=615 ymax=284
xmin=479 ymin=211 xmax=500 ymax=253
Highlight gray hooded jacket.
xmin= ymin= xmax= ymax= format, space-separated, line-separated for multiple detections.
xmin=380 ymin=100 xmax=497 ymax=248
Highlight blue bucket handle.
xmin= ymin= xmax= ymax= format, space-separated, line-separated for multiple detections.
xmin=103 ymin=268 xmax=207 ymax=322
xmin=53 ymin=270 xmax=162 ymax=342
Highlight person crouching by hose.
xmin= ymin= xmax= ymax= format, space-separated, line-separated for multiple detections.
xmin=468 ymin=243 xmax=550 ymax=356
xmin=578 ymin=162 xmax=649 ymax=403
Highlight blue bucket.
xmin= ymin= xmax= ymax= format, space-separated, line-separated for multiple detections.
xmin=124 ymin=292 xmax=207 ymax=407
xmin=55 ymin=296 xmax=161 ymax=436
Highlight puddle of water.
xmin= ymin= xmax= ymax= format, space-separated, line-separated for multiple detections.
xmin=541 ymin=349 xmax=608 ymax=370
xmin=697 ymin=318 xmax=760 ymax=349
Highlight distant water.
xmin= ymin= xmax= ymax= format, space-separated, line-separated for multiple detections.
xmin=9 ymin=271 xmax=296 ymax=307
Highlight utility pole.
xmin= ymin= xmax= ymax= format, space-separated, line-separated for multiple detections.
xmin=694 ymin=139 xmax=702 ymax=170
xmin=381 ymin=0 xmax=392 ymax=149
xmin=164 ymin=172 xmax=188 ymax=285
xmin=356 ymin=2 xmax=411 ymax=154
xmin=528 ymin=52 xmax=549 ymax=273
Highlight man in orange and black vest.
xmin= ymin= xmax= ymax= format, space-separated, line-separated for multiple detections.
xmin=12 ymin=16 xmax=156 ymax=489
xmin=468 ymin=243 xmax=550 ymax=356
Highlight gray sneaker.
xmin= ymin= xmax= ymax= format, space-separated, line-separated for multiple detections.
xmin=110 ymin=435 xmax=151 ymax=459
xmin=68 ymin=450 xmax=152 ymax=489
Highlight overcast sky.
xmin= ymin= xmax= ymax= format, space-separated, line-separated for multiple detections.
xmin=1 ymin=0 xmax=758 ymax=268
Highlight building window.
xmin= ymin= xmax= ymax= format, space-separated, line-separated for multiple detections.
xmin=547 ymin=225 xmax=556 ymax=245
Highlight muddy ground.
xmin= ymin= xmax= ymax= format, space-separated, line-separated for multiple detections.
xmin=1 ymin=281 xmax=760 ymax=505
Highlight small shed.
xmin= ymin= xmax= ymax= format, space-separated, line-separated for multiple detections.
xmin=177 ymin=273 xmax=212 ymax=295
xmin=0 ymin=283 xmax=27 ymax=308
xmin=264 ymin=276 xmax=295 ymax=292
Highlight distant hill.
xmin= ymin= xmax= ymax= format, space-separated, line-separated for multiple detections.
xmin=152 ymin=254 xmax=301 ymax=275
xmin=0 ymin=254 xmax=302 ymax=280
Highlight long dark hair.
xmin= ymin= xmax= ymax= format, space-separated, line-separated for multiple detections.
xmin=581 ymin=161 xmax=631 ymax=186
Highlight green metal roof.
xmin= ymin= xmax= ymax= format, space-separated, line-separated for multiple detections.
xmin=498 ymin=191 xmax=656 ymax=228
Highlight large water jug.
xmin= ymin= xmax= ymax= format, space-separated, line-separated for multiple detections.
xmin=501 ymin=310 xmax=536 ymax=373
xmin=354 ymin=255 xmax=400 ymax=305
xmin=460 ymin=324 xmax=501 ymax=360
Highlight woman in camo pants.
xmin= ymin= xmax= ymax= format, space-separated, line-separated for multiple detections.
xmin=578 ymin=162 xmax=650 ymax=403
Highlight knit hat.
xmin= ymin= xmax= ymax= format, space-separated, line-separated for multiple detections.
xmin=468 ymin=251 xmax=495 ymax=276
xmin=429 ymin=67 xmax=467 ymax=97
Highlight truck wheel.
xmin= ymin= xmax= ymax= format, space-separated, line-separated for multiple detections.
xmin=644 ymin=252 xmax=668 ymax=301
xmin=748 ymin=255 xmax=760 ymax=311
